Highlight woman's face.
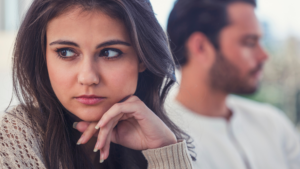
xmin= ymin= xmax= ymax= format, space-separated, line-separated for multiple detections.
xmin=46 ymin=7 xmax=145 ymax=121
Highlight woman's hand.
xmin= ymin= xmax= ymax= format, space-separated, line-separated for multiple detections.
xmin=73 ymin=95 xmax=177 ymax=163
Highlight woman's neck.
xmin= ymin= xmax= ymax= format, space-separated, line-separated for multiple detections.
xmin=70 ymin=127 xmax=101 ymax=167
xmin=66 ymin=110 xmax=101 ymax=167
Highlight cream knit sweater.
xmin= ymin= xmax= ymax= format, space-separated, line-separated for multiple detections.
xmin=0 ymin=106 xmax=193 ymax=169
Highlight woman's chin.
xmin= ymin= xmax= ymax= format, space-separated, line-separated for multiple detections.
xmin=68 ymin=106 xmax=109 ymax=122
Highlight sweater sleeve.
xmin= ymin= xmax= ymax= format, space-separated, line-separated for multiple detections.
xmin=142 ymin=140 xmax=193 ymax=169
xmin=0 ymin=106 xmax=46 ymax=169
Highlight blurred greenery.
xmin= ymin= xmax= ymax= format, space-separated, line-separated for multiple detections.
xmin=241 ymin=26 xmax=300 ymax=126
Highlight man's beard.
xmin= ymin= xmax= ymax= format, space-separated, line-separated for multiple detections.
xmin=209 ymin=52 xmax=263 ymax=95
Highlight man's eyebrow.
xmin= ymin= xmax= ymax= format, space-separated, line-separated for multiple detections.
xmin=96 ymin=40 xmax=131 ymax=49
xmin=49 ymin=40 xmax=79 ymax=47
xmin=243 ymin=34 xmax=260 ymax=40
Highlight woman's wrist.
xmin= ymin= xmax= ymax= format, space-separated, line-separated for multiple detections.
xmin=158 ymin=137 xmax=178 ymax=148
xmin=148 ymin=132 xmax=177 ymax=149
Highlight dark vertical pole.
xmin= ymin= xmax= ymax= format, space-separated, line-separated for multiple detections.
xmin=296 ymin=91 xmax=300 ymax=124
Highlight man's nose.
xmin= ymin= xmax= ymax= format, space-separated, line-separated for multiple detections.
xmin=257 ymin=45 xmax=269 ymax=63
xmin=77 ymin=58 xmax=100 ymax=86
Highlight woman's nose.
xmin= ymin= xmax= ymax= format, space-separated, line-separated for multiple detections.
xmin=77 ymin=58 xmax=100 ymax=86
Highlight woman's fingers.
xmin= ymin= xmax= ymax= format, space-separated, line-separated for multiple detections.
xmin=95 ymin=113 xmax=124 ymax=163
xmin=95 ymin=96 xmax=140 ymax=129
xmin=95 ymin=114 xmax=121 ymax=149
xmin=73 ymin=121 xmax=90 ymax=132
xmin=95 ymin=102 xmax=140 ymax=130
xmin=74 ymin=95 xmax=176 ymax=157
xmin=77 ymin=122 xmax=98 ymax=145
xmin=94 ymin=122 xmax=110 ymax=152
xmin=99 ymin=129 xmax=113 ymax=163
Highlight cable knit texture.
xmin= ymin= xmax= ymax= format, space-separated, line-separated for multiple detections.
xmin=142 ymin=140 xmax=193 ymax=169
xmin=0 ymin=106 xmax=193 ymax=169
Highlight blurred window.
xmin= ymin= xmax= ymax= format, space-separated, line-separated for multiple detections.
xmin=0 ymin=0 xmax=32 ymax=31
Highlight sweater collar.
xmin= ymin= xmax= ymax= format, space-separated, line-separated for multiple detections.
xmin=171 ymin=97 xmax=243 ymax=134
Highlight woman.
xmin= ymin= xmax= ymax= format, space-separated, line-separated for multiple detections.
xmin=0 ymin=0 xmax=194 ymax=168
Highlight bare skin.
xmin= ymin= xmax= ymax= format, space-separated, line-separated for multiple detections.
xmin=176 ymin=2 xmax=268 ymax=119
xmin=46 ymin=7 xmax=177 ymax=165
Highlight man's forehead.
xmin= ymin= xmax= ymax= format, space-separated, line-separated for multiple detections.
xmin=226 ymin=2 xmax=262 ymax=36
xmin=227 ymin=2 xmax=256 ymax=23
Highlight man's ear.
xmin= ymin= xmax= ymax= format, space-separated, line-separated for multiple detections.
xmin=138 ymin=61 xmax=146 ymax=72
xmin=185 ymin=32 xmax=215 ymax=66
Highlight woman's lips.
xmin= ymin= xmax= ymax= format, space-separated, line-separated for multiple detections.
xmin=75 ymin=95 xmax=106 ymax=105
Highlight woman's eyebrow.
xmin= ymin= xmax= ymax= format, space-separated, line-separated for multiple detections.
xmin=49 ymin=40 xmax=79 ymax=47
xmin=49 ymin=40 xmax=131 ymax=49
xmin=96 ymin=40 xmax=131 ymax=49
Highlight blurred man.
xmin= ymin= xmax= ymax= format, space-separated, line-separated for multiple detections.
xmin=166 ymin=0 xmax=300 ymax=168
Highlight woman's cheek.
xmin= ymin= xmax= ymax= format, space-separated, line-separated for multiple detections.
xmin=47 ymin=55 xmax=76 ymax=103
xmin=105 ymin=63 xmax=139 ymax=97
xmin=101 ymin=57 xmax=138 ymax=92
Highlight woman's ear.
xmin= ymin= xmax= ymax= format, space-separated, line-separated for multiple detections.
xmin=138 ymin=62 xmax=146 ymax=72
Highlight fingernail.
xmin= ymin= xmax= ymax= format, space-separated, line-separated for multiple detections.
xmin=99 ymin=150 xmax=105 ymax=163
xmin=77 ymin=136 xmax=83 ymax=145
xmin=73 ymin=122 xmax=78 ymax=129
xmin=100 ymin=159 xmax=104 ymax=163
xmin=94 ymin=141 xmax=100 ymax=152
xmin=95 ymin=125 xmax=100 ymax=130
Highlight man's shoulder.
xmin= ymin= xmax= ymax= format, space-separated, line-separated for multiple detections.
xmin=228 ymin=95 xmax=300 ymax=143
xmin=227 ymin=95 xmax=283 ymax=114
xmin=227 ymin=95 xmax=293 ymax=128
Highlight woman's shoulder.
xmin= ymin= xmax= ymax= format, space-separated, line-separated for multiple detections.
xmin=0 ymin=105 xmax=43 ymax=135
xmin=0 ymin=105 xmax=46 ymax=168
xmin=1 ymin=105 xmax=31 ymax=124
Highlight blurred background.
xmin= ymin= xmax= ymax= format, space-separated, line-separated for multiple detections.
xmin=1 ymin=0 xmax=300 ymax=129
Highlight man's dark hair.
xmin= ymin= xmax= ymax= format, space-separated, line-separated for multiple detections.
xmin=167 ymin=0 xmax=256 ymax=66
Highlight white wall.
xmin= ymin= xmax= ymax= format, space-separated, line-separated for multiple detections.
xmin=0 ymin=0 xmax=33 ymax=112
xmin=0 ymin=32 xmax=18 ymax=112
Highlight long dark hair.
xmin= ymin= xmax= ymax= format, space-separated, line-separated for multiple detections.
xmin=12 ymin=0 xmax=194 ymax=168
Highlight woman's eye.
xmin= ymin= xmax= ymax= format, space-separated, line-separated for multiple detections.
xmin=57 ymin=49 xmax=76 ymax=58
xmin=100 ymin=49 xmax=122 ymax=58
